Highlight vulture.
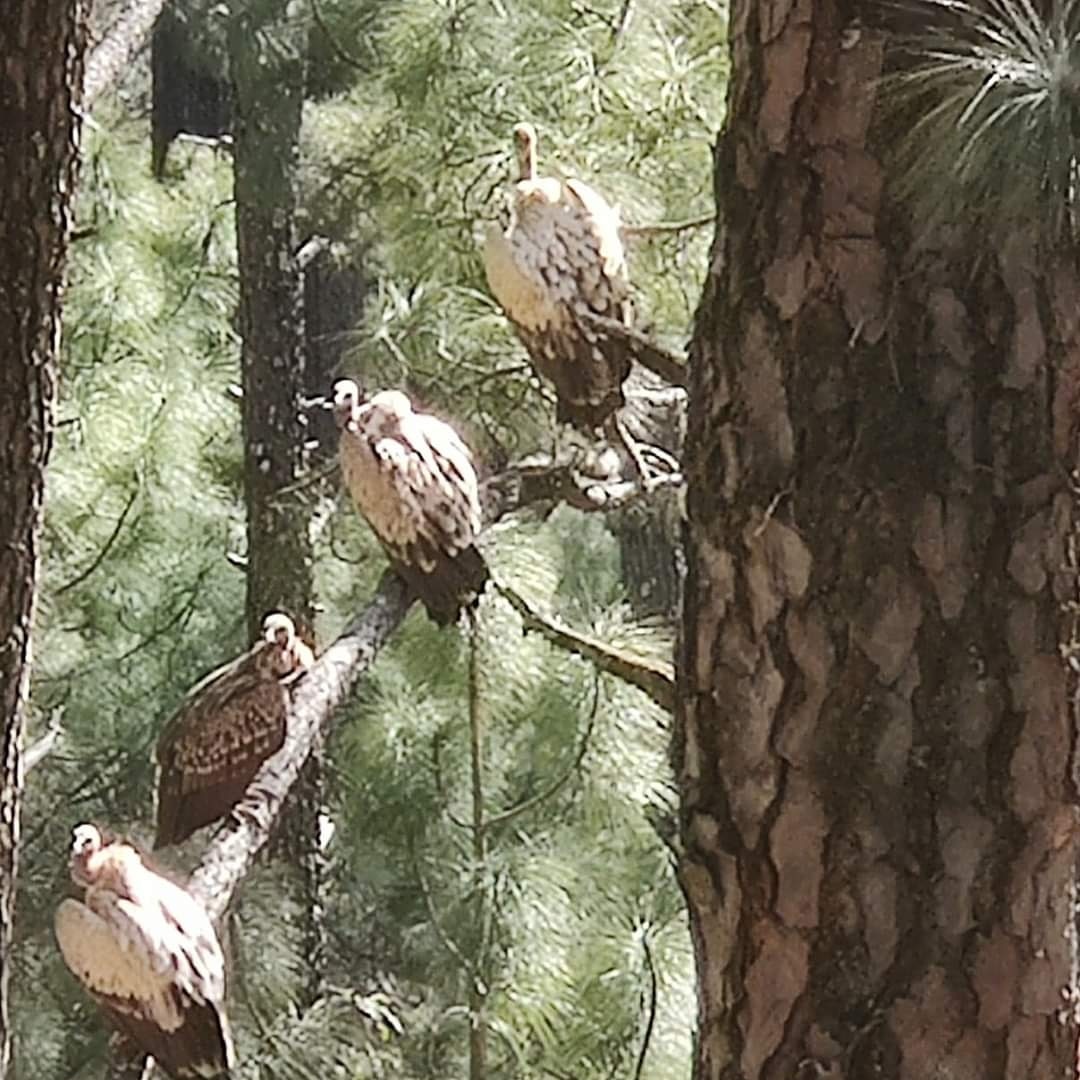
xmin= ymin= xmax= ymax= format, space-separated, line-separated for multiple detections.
xmin=154 ymin=612 xmax=313 ymax=849
xmin=482 ymin=121 xmax=633 ymax=434
xmin=333 ymin=380 xmax=488 ymax=625
xmin=54 ymin=823 xmax=234 ymax=1079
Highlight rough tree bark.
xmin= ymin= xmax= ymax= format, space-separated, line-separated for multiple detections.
xmin=678 ymin=5 xmax=1080 ymax=1078
xmin=0 ymin=2 xmax=88 ymax=1074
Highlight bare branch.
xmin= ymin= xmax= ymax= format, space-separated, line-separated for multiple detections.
xmin=632 ymin=929 xmax=659 ymax=1080
xmin=621 ymin=213 xmax=716 ymax=239
xmin=494 ymin=584 xmax=674 ymax=712
xmin=84 ymin=0 xmax=168 ymax=109
xmin=25 ymin=709 xmax=64 ymax=774
xmin=185 ymin=450 xmax=680 ymax=921
xmin=56 ymin=482 xmax=139 ymax=595
xmin=481 ymin=452 xmax=683 ymax=522
xmin=188 ymin=572 xmax=411 ymax=921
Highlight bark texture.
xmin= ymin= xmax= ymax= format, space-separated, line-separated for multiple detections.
xmin=0 ymin=2 xmax=88 ymax=1073
xmin=230 ymin=0 xmax=314 ymax=641
xmin=678 ymin=4 xmax=1080 ymax=1078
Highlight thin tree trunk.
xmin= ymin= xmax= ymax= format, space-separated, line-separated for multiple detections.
xmin=229 ymin=0 xmax=325 ymax=1007
xmin=467 ymin=616 xmax=488 ymax=1080
xmin=0 ymin=2 xmax=88 ymax=1074
xmin=679 ymin=6 xmax=1080 ymax=1078
xmin=230 ymin=0 xmax=313 ymax=640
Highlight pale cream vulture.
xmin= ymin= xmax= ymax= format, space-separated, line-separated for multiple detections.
xmin=483 ymin=121 xmax=633 ymax=432
xmin=54 ymin=824 xmax=234 ymax=1079
xmin=154 ymin=612 xmax=313 ymax=848
xmin=333 ymin=380 xmax=488 ymax=625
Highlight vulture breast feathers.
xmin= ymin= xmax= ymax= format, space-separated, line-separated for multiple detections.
xmin=54 ymin=824 xmax=234 ymax=1079
xmin=333 ymin=381 xmax=488 ymax=625
xmin=483 ymin=121 xmax=633 ymax=431
xmin=154 ymin=612 xmax=313 ymax=849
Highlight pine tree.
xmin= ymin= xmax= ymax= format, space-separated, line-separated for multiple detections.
xmin=679 ymin=1 xmax=1080 ymax=1074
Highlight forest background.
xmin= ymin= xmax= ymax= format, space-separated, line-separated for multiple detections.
xmin=12 ymin=1 xmax=726 ymax=1078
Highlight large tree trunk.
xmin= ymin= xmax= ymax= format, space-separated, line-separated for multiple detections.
xmin=0 ymin=2 xmax=88 ymax=1074
xmin=678 ymin=5 xmax=1080 ymax=1078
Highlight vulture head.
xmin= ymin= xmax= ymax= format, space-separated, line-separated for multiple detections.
xmin=258 ymin=611 xmax=314 ymax=680
xmin=513 ymin=122 xmax=538 ymax=182
xmin=69 ymin=823 xmax=105 ymax=888
xmin=333 ymin=379 xmax=362 ymax=432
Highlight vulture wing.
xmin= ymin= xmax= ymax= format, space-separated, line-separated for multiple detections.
xmin=483 ymin=174 xmax=632 ymax=430
xmin=155 ymin=655 xmax=290 ymax=848
xmin=340 ymin=405 xmax=488 ymax=625
xmin=56 ymin=888 xmax=233 ymax=1079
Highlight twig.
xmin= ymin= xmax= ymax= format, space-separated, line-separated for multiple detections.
xmin=409 ymin=837 xmax=478 ymax=981
xmin=494 ymin=584 xmax=674 ymax=712
xmin=621 ymin=213 xmax=716 ymax=239
xmin=632 ymin=929 xmax=659 ymax=1080
xmin=577 ymin=312 xmax=688 ymax=388
xmin=309 ymin=0 xmax=368 ymax=72
xmin=25 ymin=710 xmax=64 ymax=774
xmin=296 ymin=235 xmax=331 ymax=270
xmin=55 ymin=484 xmax=139 ymax=595
xmin=483 ymin=672 xmax=600 ymax=830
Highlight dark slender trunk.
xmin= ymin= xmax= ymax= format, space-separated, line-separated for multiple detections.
xmin=230 ymin=0 xmax=313 ymax=641
xmin=229 ymin=0 xmax=325 ymax=1006
xmin=0 ymin=2 xmax=88 ymax=1074
xmin=678 ymin=6 xmax=1080 ymax=1077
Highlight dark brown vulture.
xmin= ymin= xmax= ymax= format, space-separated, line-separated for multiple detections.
xmin=333 ymin=380 xmax=488 ymax=625
xmin=54 ymin=824 xmax=234 ymax=1079
xmin=154 ymin=612 xmax=313 ymax=848
xmin=483 ymin=121 xmax=633 ymax=433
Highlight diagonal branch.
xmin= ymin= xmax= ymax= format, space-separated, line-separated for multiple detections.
xmin=185 ymin=451 xmax=680 ymax=921
xmin=24 ymin=709 xmax=64 ymax=775
xmin=84 ymin=0 xmax=169 ymax=109
xmin=494 ymin=584 xmax=674 ymax=712
xmin=188 ymin=572 xmax=410 ymax=921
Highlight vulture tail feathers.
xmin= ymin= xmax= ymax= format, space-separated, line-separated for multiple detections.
xmin=155 ymin=766 xmax=266 ymax=849
xmin=517 ymin=319 xmax=631 ymax=433
xmin=112 ymin=997 xmax=234 ymax=1079
xmin=394 ymin=543 xmax=489 ymax=626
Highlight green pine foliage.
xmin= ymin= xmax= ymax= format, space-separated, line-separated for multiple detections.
xmin=16 ymin=0 xmax=726 ymax=1076
xmin=884 ymin=0 xmax=1080 ymax=242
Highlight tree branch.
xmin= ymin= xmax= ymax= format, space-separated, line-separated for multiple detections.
xmin=84 ymin=0 xmax=168 ymax=109
xmin=24 ymin=710 xmax=64 ymax=775
xmin=188 ymin=572 xmax=411 ymax=921
xmin=494 ymin=584 xmax=674 ymax=712
xmin=185 ymin=451 xmax=679 ymax=920
xmin=621 ymin=213 xmax=716 ymax=239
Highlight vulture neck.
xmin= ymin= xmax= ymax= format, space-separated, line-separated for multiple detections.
xmin=515 ymin=141 xmax=537 ymax=184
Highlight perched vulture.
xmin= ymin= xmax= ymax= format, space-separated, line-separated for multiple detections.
xmin=55 ymin=824 xmax=234 ymax=1079
xmin=154 ymin=612 xmax=313 ymax=848
xmin=483 ymin=121 xmax=634 ymax=433
xmin=333 ymin=380 xmax=488 ymax=625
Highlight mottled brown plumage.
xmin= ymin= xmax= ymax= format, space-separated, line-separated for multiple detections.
xmin=483 ymin=122 xmax=633 ymax=431
xmin=55 ymin=824 xmax=234 ymax=1079
xmin=154 ymin=613 xmax=313 ymax=848
xmin=333 ymin=380 xmax=488 ymax=625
